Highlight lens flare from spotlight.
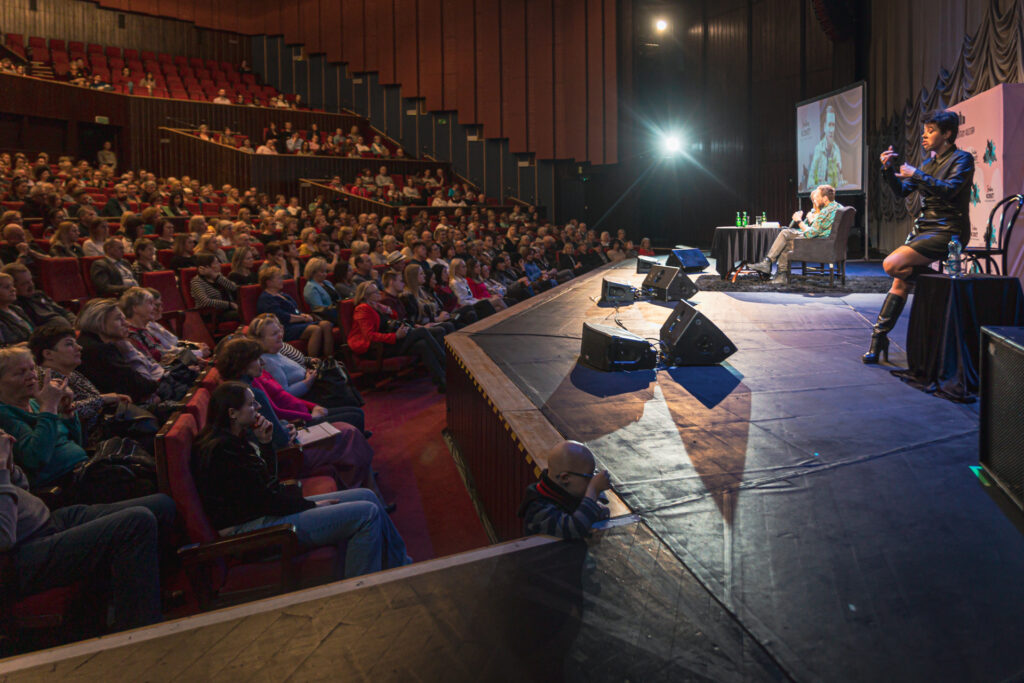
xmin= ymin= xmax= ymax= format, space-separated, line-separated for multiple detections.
xmin=662 ymin=134 xmax=683 ymax=156
xmin=655 ymin=18 xmax=669 ymax=33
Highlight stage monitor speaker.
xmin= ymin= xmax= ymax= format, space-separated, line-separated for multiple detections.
xmin=580 ymin=322 xmax=658 ymax=372
xmin=601 ymin=278 xmax=634 ymax=305
xmin=636 ymin=256 xmax=659 ymax=273
xmin=660 ymin=300 xmax=737 ymax=365
xmin=641 ymin=265 xmax=698 ymax=302
xmin=667 ymin=247 xmax=710 ymax=273
xmin=979 ymin=326 xmax=1024 ymax=510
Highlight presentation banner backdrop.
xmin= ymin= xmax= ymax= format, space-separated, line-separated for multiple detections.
xmin=949 ymin=84 xmax=1024 ymax=286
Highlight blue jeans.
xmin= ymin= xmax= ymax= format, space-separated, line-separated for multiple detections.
xmin=223 ymin=490 xmax=411 ymax=579
xmin=11 ymin=493 xmax=176 ymax=632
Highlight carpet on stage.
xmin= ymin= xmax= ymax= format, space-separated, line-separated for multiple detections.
xmin=464 ymin=259 xmax=1024 ymax=682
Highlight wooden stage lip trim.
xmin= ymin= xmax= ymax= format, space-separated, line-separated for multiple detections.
xmin=444 ymin=261 xmax=632 ymax=539
xmin=0 ymin=535 xmax=560 ymax=677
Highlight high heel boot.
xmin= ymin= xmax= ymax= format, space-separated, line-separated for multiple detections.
xmin=862 ymin=293 xmax=906 ymax=364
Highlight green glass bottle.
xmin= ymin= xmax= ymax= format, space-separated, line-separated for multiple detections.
xmin=735 ymin=211 xmax=741 ymax=227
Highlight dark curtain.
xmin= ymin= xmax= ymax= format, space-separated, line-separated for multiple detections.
xmin=869 ymin=0 xmax=1024 ymax=252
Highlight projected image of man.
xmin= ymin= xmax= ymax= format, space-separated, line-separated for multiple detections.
xmin=808 ymin=103 xmax=843 ymax=188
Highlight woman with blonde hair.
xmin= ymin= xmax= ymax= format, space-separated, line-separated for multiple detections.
xmin=401 ymin=264 xmax=454 ymax=334
xmin=48 ymin=221 xmax=85 ymax=257
xmin=196 ymin=233 xmax=227 ymax=264
xmin=227 ymin=245 xmax=258 ymax=286
xmin=303 ymin=257 xmax=341 ymax=324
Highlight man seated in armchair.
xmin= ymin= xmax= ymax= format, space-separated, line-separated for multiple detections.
xmin=751 ymin=184 xmax=839 ymax=284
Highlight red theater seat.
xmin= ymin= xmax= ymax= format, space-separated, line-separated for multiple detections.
xmin=156 ymin=413 xmax=336 ymax=611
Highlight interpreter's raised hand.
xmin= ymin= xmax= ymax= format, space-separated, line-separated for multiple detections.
xmin=253 ymin=413 xmax=275 ymax=444
xmin=880 ymin=145 xmax=899 ymax=168
xmin=588 ymin=470 xmax=612 ymax=495
xmin=37 ymin=370 xmax=70 ymax=414
xmin=895 ymin=163 xmax=917 ymax=180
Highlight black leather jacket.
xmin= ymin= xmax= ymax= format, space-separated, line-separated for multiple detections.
xmin=883 ymin=145 xmax=975 ymax=239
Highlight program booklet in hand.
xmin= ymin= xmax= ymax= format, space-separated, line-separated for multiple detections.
xmin=295 ymin=422 xmax=341 ymax=447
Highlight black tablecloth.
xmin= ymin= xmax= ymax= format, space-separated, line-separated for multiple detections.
xmin=894 ymin=274 xmax=1024 ymax=402
xmin=710 ymin=226 xmax=783 ymax=279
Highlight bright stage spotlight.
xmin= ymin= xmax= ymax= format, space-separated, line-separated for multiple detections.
xmin=661 ymin=133 xmax=683 ymax=156
xmin=654 ymin=18 xmax=669 ymax=33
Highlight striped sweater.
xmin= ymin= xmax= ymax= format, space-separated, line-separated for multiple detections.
xmin=518 ymin=470 xmax=609 ymax=540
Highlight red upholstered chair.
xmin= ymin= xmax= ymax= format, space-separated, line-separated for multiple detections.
xmin=183 ymin=386 xmax=211 ymax=432
xmin=238 ymin=284 xmax=262 ymax=324
xmin=336 ymin=299 xmax=416 ymax=383
xmin=199 ymin=366 xmax=221 ymax=393
xmin=76 ymin=256 xmax=103 ymax=297
xmin=105 ymin=45 xmax=121 ymax=59
xmin=0 ymin=560 xmax=90 ymax=652
xmin=155 ymin=414 xmax=336 ymax=611
xmin=87 ymin=43 xmax=103 ymax=54
xmin=140 ymin=270 xmax=186 ymax=332
xmin=49 ymin=38 xmax=66 ymax=51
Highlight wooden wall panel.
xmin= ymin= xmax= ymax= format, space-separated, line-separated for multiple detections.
xmin=374 ymin=0 xmax=397 ymax=85
xmin=341 ymin=0 xmax=366 ymax=72
xmin=602 ymin=0 xmax=617 ymax=165
xmin=453 ymin=0 xmax=478 ymax=123
xmin=394 ymin=0 xmax=419 ymax=93
xmin=586 ymin=0 xmax=605 ymax=164
xmin=321 ymin=0 xmax=343 ymax=63
xmin=526 ymin=0 xmax=554 ymax=159
xmin=474 ymin=1 xmax=503 ymax=139
xmin=441 ymin=0 xmax=461 ymax=110
xmin=417 ymin=0 xmax=445 ymax=111
xmin=554 ymin=0 xmax=587 ymax=160
xmin=501 ymin=0 xmax=528 ymax=153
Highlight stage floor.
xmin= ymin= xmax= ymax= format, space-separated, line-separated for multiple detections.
xmin=466 ymin=258 xmax=1024 ymax=682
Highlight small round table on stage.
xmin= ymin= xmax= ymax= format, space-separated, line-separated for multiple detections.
xmin=710 ymin=225 xmax=784 ymax=279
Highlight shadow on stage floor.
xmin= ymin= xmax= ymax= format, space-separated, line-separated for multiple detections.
xmin=468 ymin=259 xmax=1024 ymax=682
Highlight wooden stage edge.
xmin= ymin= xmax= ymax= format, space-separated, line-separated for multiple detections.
xmin=444 ymin=261 xmax=633 ymax=540
xmin=0 ymin=535 xmax=561 ymax=676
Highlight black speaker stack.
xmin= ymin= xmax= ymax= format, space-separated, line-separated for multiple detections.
xmin=979 ymin=326 xmax=1024 ymax=510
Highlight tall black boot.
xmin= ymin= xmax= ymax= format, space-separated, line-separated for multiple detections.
xmin=862 ymin=293 xmax=907 ymax=364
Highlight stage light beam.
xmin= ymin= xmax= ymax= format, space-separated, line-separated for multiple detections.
xmin=654 ymin=18 xmax=669 ymax=33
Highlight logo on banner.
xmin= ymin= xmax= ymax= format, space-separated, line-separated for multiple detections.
xmin=984 ymin=140 xmax=997 ymax=165
xmin=971 ymin=183 xmax=981 ymax=206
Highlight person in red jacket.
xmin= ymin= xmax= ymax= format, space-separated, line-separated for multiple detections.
xmin=348 ymin=281 xmax=447 ymax=392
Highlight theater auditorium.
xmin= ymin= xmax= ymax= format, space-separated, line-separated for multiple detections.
xmin=0 ymin=0 xmax=1023 ymax=680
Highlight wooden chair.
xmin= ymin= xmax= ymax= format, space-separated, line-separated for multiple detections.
xmin=786 ymin=205 xmax=857 ymax=285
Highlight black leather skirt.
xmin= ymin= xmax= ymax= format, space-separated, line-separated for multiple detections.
xmin=903 ymin=224 xmax=967 ymax=262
